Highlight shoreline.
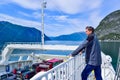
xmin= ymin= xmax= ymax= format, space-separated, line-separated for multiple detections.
xmin=99 ymin=40 xmax=120 ymax=42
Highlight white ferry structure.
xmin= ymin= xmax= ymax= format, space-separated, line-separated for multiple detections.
xmin=0 ymin=43 xmax=117 ymax=80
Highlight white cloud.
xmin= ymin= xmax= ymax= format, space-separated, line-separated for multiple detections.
xmin=33 ymin=11 xmax=41 ymax=19
xmin=3 ymin=0 xmax=102 ymax=14
xmin=0 ymin=14 xmax=41 ymax=30
xmin=89 ymin=11 xmax=103 ymax=27
xmin=45 ymin=11 xmax=103 ymax=36
xmin=44 ymin=15 xmax=90 ymax=36
xmin=55 ymin=15 xmax=68 ymax=21
xmin=18 ymin=11 xmax=42 ymax=20
xmin=48 ymin=15 xmax=68 ymax=23
xmin=11 ymin=0 xmax=41 ymax=10
xmin=44 ymin=23 xmax=73 ymax=36
xmin=47 ymin=0 xmax=102 ymax=14
xmin=67 ymin=12 xmax=103 ymax=29
xmin=18 ymin=11 xmax=32 ymax=17
xmin=0 ymin=0 xmax=10 ymax=5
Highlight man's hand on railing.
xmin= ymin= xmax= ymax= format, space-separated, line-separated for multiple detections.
xmin=67 ymin=54 xmax=73 ymax=58
xmin=68 ymin=51 xmax=82 ymax=58
xmin=79 ymin=51 xmax=83 ymax=55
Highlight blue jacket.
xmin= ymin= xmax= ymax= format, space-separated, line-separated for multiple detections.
xmin=71 ymin=33 xmax=102 ymax=66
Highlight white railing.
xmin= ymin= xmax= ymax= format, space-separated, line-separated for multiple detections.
xmin=31 ymin=54 xmax=95 ymax=80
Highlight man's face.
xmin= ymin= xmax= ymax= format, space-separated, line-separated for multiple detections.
xmin=85 ymin=29 xmax=92 ymax=35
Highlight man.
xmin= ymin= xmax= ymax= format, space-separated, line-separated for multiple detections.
xmin=71 ymin=26 xmax=102 ymax=80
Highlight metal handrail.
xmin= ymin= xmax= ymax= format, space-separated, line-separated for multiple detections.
xmin=30 ymin=54 xmax=81 ymax=80
xmin=30 ymin=54 xmax=87 ymax=80
xmin=30 ymin=54 xmax=96 ymax=80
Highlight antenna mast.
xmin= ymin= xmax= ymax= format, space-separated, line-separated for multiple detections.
xmin=41 ymin=0 xmax=47 ymax=46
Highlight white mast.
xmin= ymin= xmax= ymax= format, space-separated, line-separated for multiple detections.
xmin=41 ymin=0 xmax=47 ymax=46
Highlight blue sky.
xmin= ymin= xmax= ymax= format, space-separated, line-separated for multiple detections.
xmin=0 ymin=0 xmax=120 ymax=36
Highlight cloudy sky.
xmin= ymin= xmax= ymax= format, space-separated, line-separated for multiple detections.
xmin=0 ymin=0 xmax=120 ymax=36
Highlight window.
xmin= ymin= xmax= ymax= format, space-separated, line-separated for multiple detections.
xmin=1 ymin=74 xmax=7 ymax=79
xmin=8 ymin=73 xmax=13 ymax=77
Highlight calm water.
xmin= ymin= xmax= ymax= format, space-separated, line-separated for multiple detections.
xmin=0 ymin=41 xmax=120 ymax=70
xmin=100 ymin=41 xmax=120 ymax=70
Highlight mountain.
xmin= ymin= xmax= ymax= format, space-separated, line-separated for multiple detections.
xmin=50 ymin=32 xmax=87 ymax=41
xmin=95 ymin=10 xmax=120 ymax=40
xmin=0 ymin=21 xmax=50 ymax=49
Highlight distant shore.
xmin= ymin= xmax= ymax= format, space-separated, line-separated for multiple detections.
xmin=99 ymin=40 xmax=120 ymax=42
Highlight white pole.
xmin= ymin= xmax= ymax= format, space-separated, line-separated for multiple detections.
xmin=41 ymin=0 xmax=45 ymax=46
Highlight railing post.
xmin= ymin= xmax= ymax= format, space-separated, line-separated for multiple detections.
xmin=73 ymin=57 xmax=76 ymax=80
xmin=73 ymin=57 xmax=75 ymax=80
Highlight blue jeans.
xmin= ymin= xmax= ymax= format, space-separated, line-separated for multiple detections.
xmin=81 ymin=64 xmax=102 ymax=80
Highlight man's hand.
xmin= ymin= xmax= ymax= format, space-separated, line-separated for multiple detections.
xmin=68 ymin=54 xmax=73 ymax=58
xmin=79 ymin=51 xmax=83 ymax=55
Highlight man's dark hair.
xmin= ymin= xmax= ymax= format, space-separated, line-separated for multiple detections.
xmin=86 ymin=26 xmax=94 ymax=33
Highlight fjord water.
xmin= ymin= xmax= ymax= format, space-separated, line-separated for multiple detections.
xmin=100 ymin=41 xmax=120 ymax=70
xmin=43 ymin=40 xmax=120 ymax=70
xmin=46 ymin=41 xmax=120 ymax=70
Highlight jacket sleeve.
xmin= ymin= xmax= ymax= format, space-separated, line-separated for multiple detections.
xmin=71 ymin=40 xmax=88 ymax=57
xmin=71 ymin=34 xmax=94 ymax=57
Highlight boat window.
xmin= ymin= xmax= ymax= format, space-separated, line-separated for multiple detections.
xmin=1 ymin=74 xmax=7 ymax=79
xmin=8 ymin=73 xmax=13 ymax=77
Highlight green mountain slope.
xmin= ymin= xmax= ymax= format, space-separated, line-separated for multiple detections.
xmin=95 ymin=10 xmax=120 ymax=40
